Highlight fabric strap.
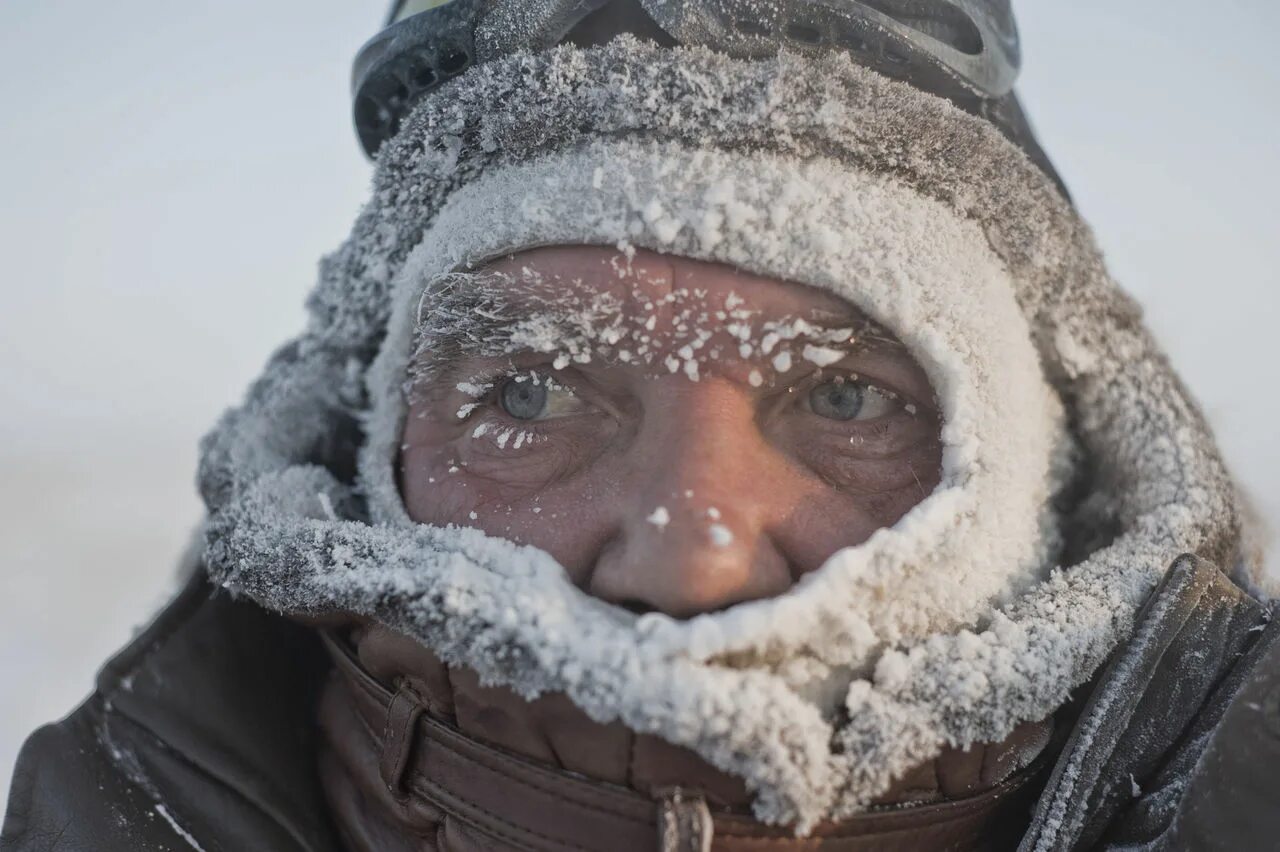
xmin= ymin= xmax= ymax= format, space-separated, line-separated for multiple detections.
xmin=319 ymin=630 xmax=1044 ymax=851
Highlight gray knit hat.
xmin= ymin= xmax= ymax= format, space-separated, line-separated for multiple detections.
xmin=198 ymin=39 xmax=1250 ymax=830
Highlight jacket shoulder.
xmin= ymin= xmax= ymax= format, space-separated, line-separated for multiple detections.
xmin=2 ymin=571 xmax=340 ymax=852
xmin=2 ymin=697 xmax=192 ymax=851
xmin=1022 ymin=554 xmax=1276 ymax=851
xmin=1164 ymin=604 xmax=1280 ymax=848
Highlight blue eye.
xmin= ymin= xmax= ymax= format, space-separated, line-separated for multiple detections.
xmin=500 ymin=378 xmax=548 ymax=420
xmin=809 ymin=381 xmax=864 ymax=420
xmin=807 ymin=380 xmax=899 ymax=421
xmin=494 ymin=373 xmax=587 ymax=421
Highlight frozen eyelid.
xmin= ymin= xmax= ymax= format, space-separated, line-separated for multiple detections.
xmin=858 ymin=386 xmax=900 ymax=419
xmin=808 ymin=376 xmax=907 ymax=421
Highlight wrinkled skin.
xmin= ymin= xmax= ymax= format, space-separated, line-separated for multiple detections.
xmin=400 ymin=246 xmax=942 ymax=617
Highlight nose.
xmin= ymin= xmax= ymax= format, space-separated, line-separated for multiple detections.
xmin=587 ymin=380 xmax=794 ymax=618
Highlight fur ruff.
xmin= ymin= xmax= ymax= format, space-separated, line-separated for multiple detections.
xmin=199 ymin=40 xmax=1245 ymax=831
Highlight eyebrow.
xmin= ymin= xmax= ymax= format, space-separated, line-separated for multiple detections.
xmin=407 ymin=270 xmax=906 ymax=391
xmin=409 ymin=271 xmax=627 ymax=388
xmin=413 ymin=273 xmax=514 ymax=360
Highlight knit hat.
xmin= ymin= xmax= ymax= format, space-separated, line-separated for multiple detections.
xmin=199 ymin=39 xmax=1247 ymax=830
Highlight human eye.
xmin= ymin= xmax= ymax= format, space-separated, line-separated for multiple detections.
xmin=803 ymin=375 xmax=902 ymax=422
xmin=495 ymin=371 xmax=588 ymax=421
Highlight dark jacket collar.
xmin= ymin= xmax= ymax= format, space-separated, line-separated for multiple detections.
xmin=4 ymin=555 xmax=1275 ymax=851
xmin=3 ymin=570 xmax=341 ymax=851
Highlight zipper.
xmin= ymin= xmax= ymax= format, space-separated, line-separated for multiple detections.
xmin=656 ymin=788 xmax=713 ymax=852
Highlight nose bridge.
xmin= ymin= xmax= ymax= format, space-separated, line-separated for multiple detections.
xmin=635 ymin=378 xmax=779 ymax=521
xmin=587 ymin=379 xmax=793 ymax=618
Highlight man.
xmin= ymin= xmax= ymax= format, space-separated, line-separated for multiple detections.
xmin=4 ymin=1 xmax=1278 ymax=850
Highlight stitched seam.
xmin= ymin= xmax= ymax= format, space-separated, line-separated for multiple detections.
xmin=425 ymin=733 xmax=652 ymax=818
xmin=410 ymin=749 xmax=654 ymax=829
xmin=627 ymin=729 xmax=638 ymax=796
xmin=379 ymin=697 xmax=398 ymax=772
xmin=412 ymin=774 xmax=589 ymax=852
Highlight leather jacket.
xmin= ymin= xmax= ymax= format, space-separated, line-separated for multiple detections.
xmin=3 ymin=555 xmax=1277 ymax=851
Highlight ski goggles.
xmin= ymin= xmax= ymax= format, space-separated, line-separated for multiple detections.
xmin=352 ymin=0 xmax=1021 ymax=158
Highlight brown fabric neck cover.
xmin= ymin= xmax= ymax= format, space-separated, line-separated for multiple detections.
xmin=317 ymin=626 xmax=1052 ymax=851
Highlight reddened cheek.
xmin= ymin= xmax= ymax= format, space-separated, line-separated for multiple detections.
xmin=460 ymin=440 xmax=583 ymax=501
xmin=400 ymin=410 xmax=618 ymax=515
xmin=775 ymin=486 xmax=931 ymax=575
xmin=398 ymin=458 xmax=473 ymax=526
xmin=779 ymin=409 xmax=941 ymax=490
xmin=398 ymin=442 xmax=619 ymax=580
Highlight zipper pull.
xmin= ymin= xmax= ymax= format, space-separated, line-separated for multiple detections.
xmin=657 ymin=787 xmax=713 ymax=852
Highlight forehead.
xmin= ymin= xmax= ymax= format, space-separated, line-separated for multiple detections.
xmin=478 ymin=245 xmax=860 ymax=324
xmin=408 ymin=244 xmax=902 ymax=386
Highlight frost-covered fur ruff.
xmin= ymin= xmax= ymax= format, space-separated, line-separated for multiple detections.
xmin=199 ymin=40 xmax=1250 ymax=831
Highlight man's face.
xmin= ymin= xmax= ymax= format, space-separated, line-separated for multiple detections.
xmin=400 ymin=246 xmax=942 ymax=617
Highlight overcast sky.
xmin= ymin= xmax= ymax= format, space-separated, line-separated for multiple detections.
xmin=1 ymin=0 xmax=1277 ymax=801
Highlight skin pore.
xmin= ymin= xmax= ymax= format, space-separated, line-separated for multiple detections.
xmin=399 ymin=246 xmax=942 ymax=618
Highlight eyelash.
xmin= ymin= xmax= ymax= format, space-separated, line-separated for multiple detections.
xmin=788 ymin=371 xmax=913 ymax=412
xmin=469 ymin=419 xmax=551 ymax=449
xmin=453 ymin=365 xmax=920 ymax=433
xmin=459 ymin=367 xmax=579 ymax=432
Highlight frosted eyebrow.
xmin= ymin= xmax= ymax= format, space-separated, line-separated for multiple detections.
xmin=411 ymin=266 xmax=643 ymax=373
xmin=406 ymin=269 xmax=909 ymax=391
xmin=408 ymin=270 xmax=619 ymax=387
xmin=414 ymin=280 xmax=515 ymax=361
xmin=408 ymin=278 xmax=525 ymax=389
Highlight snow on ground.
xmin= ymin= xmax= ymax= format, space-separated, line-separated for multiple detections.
xmin=1 ymin=0 xmax=1277 ymax=809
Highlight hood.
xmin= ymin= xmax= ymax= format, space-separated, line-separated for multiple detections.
xmin=198 ymin=38 xmax=1250 ymax=832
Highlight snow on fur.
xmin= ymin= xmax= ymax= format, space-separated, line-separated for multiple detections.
xmin=199 ymin=40 xmax=1245 ymax=831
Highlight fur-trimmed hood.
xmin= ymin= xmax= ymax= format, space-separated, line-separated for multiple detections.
xmin=198 ymin=38 xmax=1252 ymax=832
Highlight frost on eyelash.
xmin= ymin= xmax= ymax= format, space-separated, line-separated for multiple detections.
xmin=454 ymin=370 xmax=556 ymax=420
xmin=482 ymin=426 xmax=544 ymax=451
xmin=802 ymin=344 xmax=844 ymax=367
xmin=457 ymin=381 xmax=491 ymax=397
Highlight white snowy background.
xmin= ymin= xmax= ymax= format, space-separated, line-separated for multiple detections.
xmin=1 ymin=0 xmax=1277 ymax=805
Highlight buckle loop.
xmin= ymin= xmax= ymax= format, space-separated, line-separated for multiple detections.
xmin=379 ymin=682 xmax=426 ymax=798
